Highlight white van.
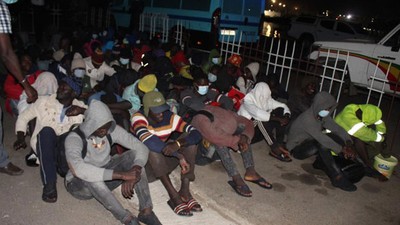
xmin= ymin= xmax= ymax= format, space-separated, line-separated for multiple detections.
xmin=309 ymin=24 xmax=400 ymax=94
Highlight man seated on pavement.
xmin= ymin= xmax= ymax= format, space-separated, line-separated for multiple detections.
xmin=286 ymin=76 xmax=317 ymax=121
xmin=238 ymin=82 xmax=292 ymax=162
xmin=83 ymin=47 xmax=116 ymax=92
xmin=181 ymin=72 xmax=272 ymax=197
xmin=13 ymin=76 xmax=86 ymax=202
xmin=180 ymin=72 xmax=233 ymax=115
xmin=131 ymin=91 xmax=202 ymax=217
xmin=335 ymin=103 xmax=389 ymax=181
xmin=123 ymin=73 xmax=157 ymax=117
xmin=65 ymin=100 xmax=161 ymax=225
xmin=286 ymin=92 xmax=358 ymax=192
xmin=191 ymin=104 xmax=273 ymax=197
xmin=180 ymin=72 xmax=233 ymax=163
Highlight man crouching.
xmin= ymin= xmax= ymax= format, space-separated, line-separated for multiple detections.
xmin=64 ymin=100 xmax=161 ymax=225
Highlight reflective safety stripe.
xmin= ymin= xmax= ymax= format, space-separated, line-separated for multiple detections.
xmin=374 ymin=120 xmax=383 ymax=125
xmin=376 ymin=133 xmax=383 ymax=142
xmin=378 ymin=131 xmax=384 ymax=135
xmin=347 ymin=122 xmax=365 ymax=135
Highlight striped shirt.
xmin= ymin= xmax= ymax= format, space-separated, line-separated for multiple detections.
xmin=0 ymin=1 xmax=12 ymax=34
xmin=131 ymin=110 xmax=201 ymax=156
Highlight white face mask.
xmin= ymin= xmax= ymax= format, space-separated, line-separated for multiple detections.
xmin=212 ymin=57 xmax=220 ymax=64
xmin=119 ymin=58 xmax=130 ymax=65
xmin=208 ymin=73 xmax=217 ymax=83
xmin=73 ymin=69 xmax=86 ymax=78
xmin=197 ymin=85 xmax=209 ymax=95
xmin=3 ymin=0 xmax=18 ymax=4
xmin=318 ymin=110 xmax=330 ymax=117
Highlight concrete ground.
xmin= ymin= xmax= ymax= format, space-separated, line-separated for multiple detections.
xmin=1 ymin=104 xmax=400 ymax=225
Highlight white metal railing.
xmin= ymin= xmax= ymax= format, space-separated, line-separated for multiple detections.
xmin=220 ymin=33 xmax=400 ymax=154
xmin=220 ymin=32 xmax=242 ymax=64
xmin=220 ymin=33 xmax=399 ymax=107
xmin=367 ymin=59 xmax=393 ymax=106
xmin=139 ymin=13 xmax=184 ymax=45
xmin=263 ymin=38 xmax=296 ymax=92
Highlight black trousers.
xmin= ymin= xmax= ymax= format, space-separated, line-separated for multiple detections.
xmin=291 ymin=139 xmax=341 ymax=178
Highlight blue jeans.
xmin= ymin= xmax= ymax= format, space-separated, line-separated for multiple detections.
xmin=215 ymin=145 xmax=255 ymax=178
xmin=65 ymin=150 xmax=153 ymax=224
xmin=0 ymin=106 xmax=10 ymax=167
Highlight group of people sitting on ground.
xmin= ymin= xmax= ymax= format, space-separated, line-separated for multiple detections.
xmin=1 ymin=27 xmax=392 ymax=225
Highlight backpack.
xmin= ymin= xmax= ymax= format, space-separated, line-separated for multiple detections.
xmin=56 ymin=127 xmax=112 ymax=177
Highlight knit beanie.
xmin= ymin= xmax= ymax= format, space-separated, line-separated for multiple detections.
xmin=62 ymin=76 xmax=82 ymax=96
xmin=71 ymin=53 xmax=86 ymax=71
xmin=91 ymin=48 xmax=104 ymax=66
xmin=138 ymin=74 xmax=157 ymax=93
xmin=228 ymin=54 xmax=242 ymax=68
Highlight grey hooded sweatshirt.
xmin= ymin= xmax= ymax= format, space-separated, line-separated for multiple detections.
xmin=286 ymin=92 xmax=352 ymax=154
xmin=65 ymin=100 xmax=149 ymax=182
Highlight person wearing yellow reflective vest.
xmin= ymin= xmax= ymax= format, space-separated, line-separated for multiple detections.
xmin=335 ymin=104 xmax=390 ymax=181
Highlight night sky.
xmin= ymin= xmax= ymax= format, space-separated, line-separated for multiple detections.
xmin=284 ymin=0 xmax=398 ymax=21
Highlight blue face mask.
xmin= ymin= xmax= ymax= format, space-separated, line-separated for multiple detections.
xmin=119 ymin=58 xmax=130 ymax=65
xmin=197 ymin=85 xmax=209 ymax=95
xmin=318 ymin=110 xmax=330 ymax=117
xmin=3 ymin=0 xmax=18 ymax=4
xmin=208 ymin=73 xmax=217 ymax=83
xmin=212 ymin=57 xmax=220 ymax=64
xmin=73 ymin=69 xmax=86 ymax=78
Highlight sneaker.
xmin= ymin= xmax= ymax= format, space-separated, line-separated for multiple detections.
xmin=331 ymin=175 xmax=357 ymax=192
xmin=42 ymin=182 xmax=57 ymax=203
xmin=25 ymin=152 xmax=39 ymax=167
xmin=138 ymin=211 xmax=162 ymax=225
xmin=0 ymin=162 xmax=24 ymax=176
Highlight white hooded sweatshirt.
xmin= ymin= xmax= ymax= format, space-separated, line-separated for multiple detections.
xmin=238 ymin=82 xmax=290 ymax=121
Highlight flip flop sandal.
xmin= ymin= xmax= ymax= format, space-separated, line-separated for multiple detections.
xmin=269 ymin=151 xmax=292 ymax=162
xmin=186 ymin=198 xmax=203 ymax=212
xmin=245 ymin=177 xmax=273 ymax=189
xmin=138 ymin=211 xmax=162 ymax=225
xmin=228 ymin=181 xmax=252 ymax=197
xmin=167 ymin=200 xmax=193 ymax=217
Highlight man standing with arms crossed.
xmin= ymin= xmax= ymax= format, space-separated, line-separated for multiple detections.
xmin=0 ymin=0 xmax=38 ymax=175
